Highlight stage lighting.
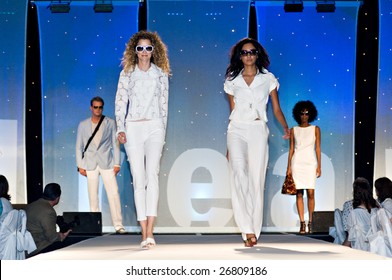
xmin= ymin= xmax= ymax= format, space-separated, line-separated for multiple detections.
xmin=49 ymin=1 xmax=70 ymax=13
xmin=316 ymin=1 xmax=336 ymax=13
xmin=94 ymin=0 xmax=113 ymax=13
xmin=284 ymin=1 xmax=304 ymax=13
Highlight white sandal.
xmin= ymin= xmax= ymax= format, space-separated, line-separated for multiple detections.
xmin=140 ymin=240 xmax=149 ymax=249
xmin=146 ymin=237 xmax=156 ymax=246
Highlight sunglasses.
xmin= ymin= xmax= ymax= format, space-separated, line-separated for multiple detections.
xmin=93 ymin=106 xmax=103 ymax=109
xmin=240 ymin=49 xmax=258 ymax=56
xmin=135 ymin=45 xmax=154 ymax=53
xmin=301 ymin=111 xmax=309 ymax=116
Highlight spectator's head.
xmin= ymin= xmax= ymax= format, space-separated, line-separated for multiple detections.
xmin=0 ymin=175 xmax=11 ymax=201
xmin=352 ymin=177 xmax=378 ymax=212
xmin=375 ymin=176 xmax=392 ymax=203
xmin=43 ymin=183 xmax=62 ymax=204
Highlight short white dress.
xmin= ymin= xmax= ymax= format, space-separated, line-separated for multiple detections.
xmin=291 ymin=125 xmax=317 ymax=190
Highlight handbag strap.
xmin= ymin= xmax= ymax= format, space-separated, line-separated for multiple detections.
xmin=82 ymin=115 xmax=105 ymax=158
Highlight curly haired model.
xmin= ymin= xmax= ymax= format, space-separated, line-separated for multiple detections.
xmin=121 ymin=30 xmax=170 ymax=75
xmin=115 ymin=30 xmax=170 ymax=249
xmin=286 ymin=100 xmax=321 ymax=234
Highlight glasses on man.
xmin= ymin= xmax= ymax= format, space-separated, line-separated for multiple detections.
xmin=93 ymin=106 xmax=103 ymax=109
xmin=240 ymin=49 xmax=258 ymax=56
xmin=135 ymin=45 xmax=154 ymax=53
xmin=301 ymin=111 xmax=309 ymax=116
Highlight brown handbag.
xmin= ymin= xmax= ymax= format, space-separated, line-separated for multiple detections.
xmin=281 ymin=174 xmax=297 ymax=195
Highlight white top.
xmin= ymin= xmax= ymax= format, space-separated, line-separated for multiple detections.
xmin=223 ymin=69 xmax=279 ymax=122
xmin=115 ymin=63 xmax=169 ymax=133
xmin=347 ymin=206 xmax=377 ymax=252
xmin=342 ymin=199 xmax=353 ymax=231
xmin=381 ymin=198 xmax=392 ymax=215
xmin=0 ymin=197 xmax=13 ymax=223
xmin=92 ymin=120 xmax=104 ymax=147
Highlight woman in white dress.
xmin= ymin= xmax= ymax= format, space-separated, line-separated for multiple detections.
xmin=115 ymin=31 xmax=170 ymax=249
xmin=224 ymin=38 xmax=290 ymax=247
xmin=286 ymin=100 xmax=321 ymax=234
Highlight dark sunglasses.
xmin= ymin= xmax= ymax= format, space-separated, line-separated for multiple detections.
xmin=93 ymin=106 xmax=103 ymax=109
xmin=301 ymin=111 xmax=309 ymax=116
xmin=135 ymin=45 xmax=154 ymax=53
xmin=240 ymin=49 xmax=258 ymax=56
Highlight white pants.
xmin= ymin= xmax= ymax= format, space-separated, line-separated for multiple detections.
xmin=124 ymin=119 xmax=165 ymax=221
xmin=86 ymin=166 xmax=124 ymax=230
xmin=227 ymin=120 xmax=269 ymax=241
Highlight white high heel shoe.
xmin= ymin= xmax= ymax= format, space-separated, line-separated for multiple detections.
xmin=146 ymin=237 xmax=156 ymax=247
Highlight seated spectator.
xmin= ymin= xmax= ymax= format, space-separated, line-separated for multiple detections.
xmin=330 ymin=193 xmax=353 ymax=245
xmin=25 ymin=183 xmax=71 ymax=257
xmin=374 ymin=177 xmax=392 ymax=215
xmin=0 ymin=175 xmax=13 ymax=224
xmin=346 ymin=177 xmax=379 ymax=251
xmin=366 ymin=176 xmax=392 ymax=257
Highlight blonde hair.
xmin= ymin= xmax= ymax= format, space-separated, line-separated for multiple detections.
xmin=121 ymin=30 xmax=171 ymax=75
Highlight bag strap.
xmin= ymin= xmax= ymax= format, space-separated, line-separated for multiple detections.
xmin=82 ymin=115 xmax=105 ymax=159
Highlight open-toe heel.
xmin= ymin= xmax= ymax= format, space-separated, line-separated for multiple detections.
xmin=249 ymin=235 xmax=257 ymax=246
xmin=244 ymin=239 xmax=254 ymax=247
xmin=307 ymin=222 xmax=313 ymax=234
xmin=299 ymin=221 xmax=306 ymax=235
xmin=140 ymin=240 xmax=149 ymax=249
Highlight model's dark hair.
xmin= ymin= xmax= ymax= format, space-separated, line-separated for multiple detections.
xmin=90 ymin=96 xmax=104 ymax=106
xmin=292 ymin=100 xmax=318 ymax=124
xmin=352 ymin=177 xmax=378 ymax=213
xmin=375 ymin=176 xmax=392 ymax=203
xmin=225 ymin=38 xmax=270 ymax=81
xmin=0 ymin=175 xmax=11 ymax=201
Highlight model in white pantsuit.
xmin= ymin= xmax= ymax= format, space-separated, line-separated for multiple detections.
xmin=115 ymin=31 xmax=170 ymax=249
xmin=224 ymin=38 xmax=290 ymax=247
xmin=227 ymin=120 xmax=269 ymax=242
xmin=123 ymin=120 xmax=165 ymax=221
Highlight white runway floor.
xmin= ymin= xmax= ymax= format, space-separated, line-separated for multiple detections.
xmin=3 ymin=233 xmax=392 ymax=280
xmin=27 ymin=233 xmax=389 ymax=260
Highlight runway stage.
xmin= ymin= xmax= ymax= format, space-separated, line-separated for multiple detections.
xmin=27 ymin=233 xmax=389 ymax=260
xmin=3 ymin=233 xmax=391 ymax=280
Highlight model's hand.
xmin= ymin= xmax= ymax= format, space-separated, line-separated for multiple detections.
xmin=78 ymin=167 xmax=87 ymax=177
xmin=114 ymin=166 xmax=120 ymax=175
xmin=282 ymin=127 xmax=290 ymax=140
xmin=118 ymin=132 xmax=127 ymax=144
xmin=316 ymin=167 xmax=321 ymax=178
